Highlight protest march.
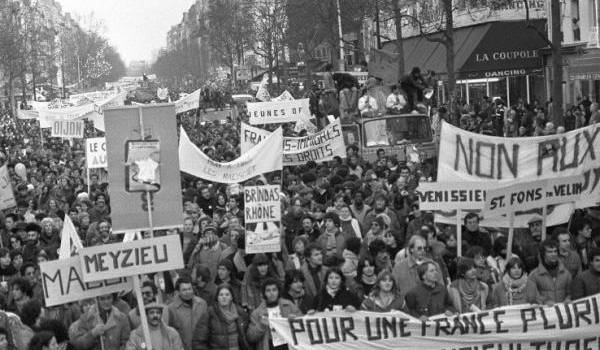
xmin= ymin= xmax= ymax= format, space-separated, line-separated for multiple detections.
xmin=2 ymin=1 xmax=600 ymax=350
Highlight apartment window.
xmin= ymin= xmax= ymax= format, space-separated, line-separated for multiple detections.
xmin=572 ymin=0 xmax=581 ymax=41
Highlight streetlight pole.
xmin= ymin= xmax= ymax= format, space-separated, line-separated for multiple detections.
xmin=336 ymin=0 xmax=345 ymax=71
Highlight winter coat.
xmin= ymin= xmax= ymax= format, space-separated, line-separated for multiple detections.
xmin=529 ymin=261 xmax=572 ymax=304
xmin=167 ymin=296 xmax=208 ymax=350
xmin=300 ymin=264 xmax=327 ymax=298
xmin=404 ymin=282 xmax=455 ymax=318
xmin=192 ymin=304 xmax=250 ymax=350
xmin=392 ymin=256 xmax=445 ymax=302
xmin=361 ymin=294 xmax=405 ymax=312
xmin=571 ymin=269 xmax=600 ymax=300
xmin=247 ymin=299 xmax=300 ymax=350
xmin=126 ymin=323 xmax=183 ymax=350
xmin=69 ymin=306 xmax=131 ymax=350
xmin=312 ymin=287 xmax=361 ymax=311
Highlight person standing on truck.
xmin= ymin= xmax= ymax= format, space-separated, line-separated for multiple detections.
xmin=386 ymin=84 xmax=407 ymax=114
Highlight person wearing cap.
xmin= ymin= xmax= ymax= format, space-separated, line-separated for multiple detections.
xmin=126 ymin=302 xmax=182 ymax=350
xmin=187 ymin=224 xmax=227 ymax=281
xmin=516 ymin=215 xmax=544 ymax=273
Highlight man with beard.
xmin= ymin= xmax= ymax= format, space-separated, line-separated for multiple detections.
xmin=196 ymin=186 xmax=215 ymax=217
xmin=517 ymin=215 xmax=544 ymax=272
xmin=22 ymin=223 xmax=42 ymax=263
xmin=128 ymin=281 xmax=169 ymax=330
xmin=529 ymin=239 xmax=572 ymax=305
xmin=126 ymin=303 xmax=182 ymax=350
xmin=350 ymin=190 xmax=370 ymax=224
xmin=363 ymin=193 xmax=402 ymax=245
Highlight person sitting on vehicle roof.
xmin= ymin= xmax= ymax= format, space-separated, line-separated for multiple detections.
xmin=386 ymin=85 xmax=407 ymax=114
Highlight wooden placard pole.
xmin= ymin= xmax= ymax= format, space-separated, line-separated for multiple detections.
xmin=541 ymin=205 xmax=548 ymax=241
xmin=456 ymin=209 xmax=462 ymax=257
xmin=507 ymin=212 xmax=515 ymax=260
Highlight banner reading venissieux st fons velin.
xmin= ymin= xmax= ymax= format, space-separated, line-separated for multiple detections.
xmin=269 ymin=294 xmax=600 ymax=350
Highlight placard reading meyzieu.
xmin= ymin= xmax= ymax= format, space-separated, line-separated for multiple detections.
xmin=79 ymin=234 xmax=183 ymax=282
xmin=248 ymin=99 xmax=310 ymax=125
xmin=40 ymin=257 xmax=131 ymax=307
xmin=86 ymin=137 xmax=107 ymax=169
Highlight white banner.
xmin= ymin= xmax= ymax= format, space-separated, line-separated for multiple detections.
xmin=39 ymin=103 xmax=97 ymax=122
xmin=416 ymin=182 xmax=497 ymax=211
xmin=248 ymin=98 xmax=310 ymax=124
xmin=174 ymin=88 xmax=201 ymax=114
xmin=0 ymin=165 xmax=16 ymax=210
xmin=40 ymin=257 xmax=131 ymax=307
xmin=51 ymin=119 xmax=84 ymax=139
xmin=179 ymin=126 xmax=283 ymax=184
xmin=79 ymin=234 xmax=184 ymax=282
xmin=270 ymin=294 xmax=600 ymax=350
xmin=241 ymin=119 xmax=346 ymax=166
xmin=58 ymin=215 xmax=83 ymax=259
xmin=85 ymin=137 xmax=107 ymax=169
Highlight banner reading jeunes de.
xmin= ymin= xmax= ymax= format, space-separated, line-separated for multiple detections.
xmin=248 ymin=98 xmax=310 ymax=124
xmin=179 ymin=126 xmax=283 ymax=184
xmin=241 ymin=119 xmax=346 ymax=166
xmin=270 ymin=293 xmax=600 ymax=350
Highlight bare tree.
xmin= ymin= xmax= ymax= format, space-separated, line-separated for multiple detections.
xmin=250 ymin=0 xmax=288 ymax=86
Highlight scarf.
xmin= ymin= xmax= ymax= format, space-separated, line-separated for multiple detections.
xmin=457 ymin=279 xmax=481 ymax=312
xmin=288 ymin=288 xmax=305 ymax=301
xmin=219 ymin=303 xmax=239 ymax=323
xmin=502 ymin=273 xmax=529 ymax=305
xmin=361 ymin=273 xmax=377 ymax=286
xmin=326 ymin=285 xmax=340 ymax=298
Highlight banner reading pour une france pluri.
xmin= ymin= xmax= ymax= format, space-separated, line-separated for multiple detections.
xmin=269 ymin=293 xmax=600 ymax=350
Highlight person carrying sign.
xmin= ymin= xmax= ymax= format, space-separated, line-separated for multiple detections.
xmin=126 ymin=303 xmax=182 ymax=350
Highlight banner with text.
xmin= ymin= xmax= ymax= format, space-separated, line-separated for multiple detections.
xmin=85 ymin=137 xmax=107 ymax=169
xmin=416 ymin=182 xmax=497 ymax=211
xmin=174 ymin=88 xmax=201 ymax=114
xmin=241 ymin=119 xmax=346 ymax=166
xmin=40 ymin=257 xmax=131 ymax=307
xmin=368 ymin=48 xmax=400 ymax=85
xmin=79 ymin=234 xmax=183 ymax=282
xmin=245 ymin=185 xmax=282 ymax=254
xmin=180 ymin=126 xmax=283 ymax=184
xmin=51 ymin=119 xmax=84 ymax=139
xmin=248 ymin=98 xmax=310 ymax=124
xmin=270 ymin=293 xmax=600 ymax=350
xmin=0 ymin=165 xmax=16 ymax=210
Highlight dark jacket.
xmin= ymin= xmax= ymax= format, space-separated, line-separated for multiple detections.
xmin=571 ymin=269 xmax=600 ymax=300
xmin=192 ymin=304 xmax=250 ymax=350
xmin=404 ymin=281 xmax=455 ymax=318
xmin=312 ymin=287 xmax=361 ymax=311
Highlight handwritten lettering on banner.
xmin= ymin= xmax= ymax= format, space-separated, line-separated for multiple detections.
xmin=269 ymin=293 xmax=600 ymax=350
xmin=180 ymin=126 xmax=283 ymax=184
xmin=51 ymin=119 xmax=84 ymax=139
xmin=244 ymin=185 xmax=281 ymax=224
xmin=416 ymin=182 xmax=497 ymax=211
xmin=40 ymin=257 xmax=131 ymax=307
xmin=438 ymin=121 xmax=600 ymax=181
xmin=484 ymin=174 xmax=596 ymax=217
xmin=79 ymin=235 xmax=183 ymax=282
xmin=241 ymin=119 xmax=346 ymax=166
xmin=368 ymin=48 xmax=400 ymax=85
xmin=174 ymin=88 xmax=201 ymax=114
xmin=85 ymin=137 xmax=107 ymax=169
xmin=248 ymin=99 xmax=310 ymax=124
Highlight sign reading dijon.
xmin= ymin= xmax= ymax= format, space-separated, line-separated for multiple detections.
xmin=78 ymin=235 xmax=183 ymax=282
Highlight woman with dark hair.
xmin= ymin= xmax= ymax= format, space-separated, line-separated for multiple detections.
xmin=38 ymin=319 xmax=74 ymax=350
xmin=491 ymin=257 xmax=538 ymax=307
xmin=27 ymin=331 xmax=58 ymax=350
xmin=192 ymin=284 xmax=250 ymax=350
xmin=241 ymin=254 xmax=278 ymax=311
xmin=311 ymin=268 xmax=361 ymax=312
xmin=348 ymin=256 xmax=378 ymax=299
xmin=215 ymin=260 xmax=242 ymax=304
xmin=20 ymin=299 xmax=43 ymax=330
xmin=282 ymin=270 xmax=313 ymax=314
xmin=361 ymin=271 xmax=404 ymax=312
xmin=448 ymin=258 xmax=488 ymax=313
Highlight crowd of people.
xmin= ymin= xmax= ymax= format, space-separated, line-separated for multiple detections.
xmin=0 ymin=73 xmax=599 ymax=350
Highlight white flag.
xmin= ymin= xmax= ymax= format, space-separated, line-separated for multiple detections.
xmin=58 ymin=215 xmax=84 ymax=259
xmin=256 ymin=75 xmax=271 ymax=102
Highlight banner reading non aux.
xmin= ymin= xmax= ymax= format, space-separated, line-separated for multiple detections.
xmin=241 ymin=119 xmax=346 ymax=166
xmin=79 ymin=234 xmax=183 ymax=282
xmin=85 ymin=137 xmax=107 ymax=168
xmin=270 ymin=293 xmax=600 ymax=350
xmin=248 ymin=98 xmax=310 ymax=124
xmin=51 ymin=119 xmax=84 ymax=138
xmin=245 ymin=185 xmax=281 ymax=254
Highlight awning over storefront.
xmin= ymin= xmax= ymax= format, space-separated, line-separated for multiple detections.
xmin=568 ymin=50 xmax=600 ymax=80
xmin=382 ymin=19 xmax=547 ymax=79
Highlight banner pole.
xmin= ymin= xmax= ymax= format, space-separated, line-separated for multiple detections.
xmin=456 ymin=209 xmax=462 ymax=257
xmin=86 ymin=166 xmax=91 ymax=195
xmin=541 ymin=205 xmax=548 ymax=241
xmin=39 ymin=120 xmax=44 ymax=151
xmin=507 ymin=211 xmax=515 ymax=260
xmin=136 ymin=106 xmax=154 ymax=350
xmin=95 ymin=298 xmax=106 ymax=350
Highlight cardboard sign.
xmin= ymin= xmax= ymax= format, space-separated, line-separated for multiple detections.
xmin=269 ymin=293 xmax=600 ymax=350
xmin=104 ymin=105 xmax=183 ymax=232
xmin=0 ymin=165 xmax=16 ymax=210
xmin=51 ymin=119 xmax=84 ymax=138
xmin=416 ymin=182 xmax=497 ymax=211
xmin=180 ymin=126 xmax=283 ymax=184
xmin=79 ymin=234 xmax=184 ymax=282
xmin=40 ymin=257 xmax=131 ymax=307
xmin=86 ymin=137 xmax=107 ymax=169
xmin=368 ymin=48 xmax=400 ymax=85
xmin=174 ymin=88 xmax=201 ymax=114
xmin=248 ymin=99 xmax=310 ymax=124
xmin=244 ymin=185 xmax=281 ymax=224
